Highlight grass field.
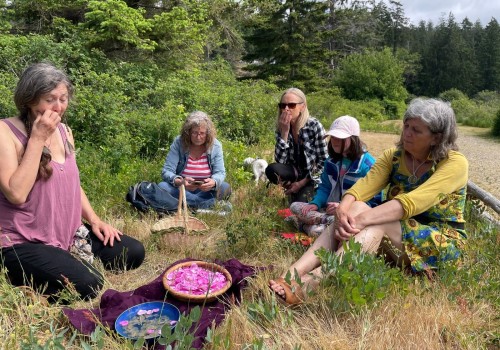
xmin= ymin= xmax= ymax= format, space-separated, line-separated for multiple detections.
xmin=0 ymin=130 xmax=499 ymax=350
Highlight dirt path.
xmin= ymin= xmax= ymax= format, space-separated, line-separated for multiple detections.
xmin=362 ymin=126 xmax=500 ymax=199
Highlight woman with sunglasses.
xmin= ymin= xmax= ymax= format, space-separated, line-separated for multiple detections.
xmin=158 ymin=111 xmax=231 ymax=211
xmin=0 ymin=63 xmax=145 ymax=302
xmin=265 ymin=88 xmax=328 ymax=203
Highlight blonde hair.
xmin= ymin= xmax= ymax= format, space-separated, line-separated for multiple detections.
xmin=180 ymin=111 xmax=217 ymax=151
xmin=276 ymin=88 xmax=310 ymax=132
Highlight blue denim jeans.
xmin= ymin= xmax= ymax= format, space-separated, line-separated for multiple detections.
xmin=158 ymin=181 xmax=231 ymax=209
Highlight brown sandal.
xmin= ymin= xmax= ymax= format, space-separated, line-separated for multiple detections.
xmin=270 ymin=277 xmax=305 ymax=306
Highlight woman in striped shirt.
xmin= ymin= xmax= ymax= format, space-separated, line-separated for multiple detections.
xmin=159 ymin=111 xmax=231 ymax=210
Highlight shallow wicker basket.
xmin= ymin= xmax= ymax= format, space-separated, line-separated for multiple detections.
xmin=163 ymin=261 xmax=232 ymax=303
xmin=151 ymin=184 xmax=208 ymax=235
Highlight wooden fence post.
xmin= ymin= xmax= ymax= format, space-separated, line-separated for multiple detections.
xmin=467 ymin=180 xmax=500 ymax=215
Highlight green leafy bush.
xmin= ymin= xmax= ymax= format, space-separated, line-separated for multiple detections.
xmin=439 ymin=88 xmax=468 ymax=102
xmin=308 ymin=92 xmax=401 ymax=133
xmin=332 ymin=48 xmax=408 ymax=106
xmin=151 ymin=60 xmax=278 ymax=145
xmin=316 ymin=240 xmax=406 ymax=313
xmin=440 ymin=88 xmax=500 ymax=128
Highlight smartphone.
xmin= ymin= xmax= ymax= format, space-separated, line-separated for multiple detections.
xmin=191 ymin=179 xmax=205 ymax=186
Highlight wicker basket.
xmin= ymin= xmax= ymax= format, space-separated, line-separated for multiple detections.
xmin=151 ymin=184 xmax=208 ymax=235
xmin=163 ymin=261 xmax=232 ymax=303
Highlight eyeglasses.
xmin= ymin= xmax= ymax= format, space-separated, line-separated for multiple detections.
xmin=278 ymin=102 xmax=303 ymax=110
xmin=191 ymin=131 xmax=207 ymax=137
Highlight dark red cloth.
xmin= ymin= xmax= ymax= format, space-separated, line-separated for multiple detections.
xmin=63 ymin=258 xmax=264 ymax=349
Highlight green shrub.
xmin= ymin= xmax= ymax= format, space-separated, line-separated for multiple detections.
xmin=443 ymin=89 xmax=500 ymax=128
xmin=308 ymin=92 xmax=401 ymax=133
xmin=316 ymin=240 xmax=407 ymax=313
xmin=77 ymin=143 xmax=163 ymax=216
xmin=439 ymin=88 xmax=468 ymax=102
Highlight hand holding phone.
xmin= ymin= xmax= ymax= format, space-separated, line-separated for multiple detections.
xmin=191 ymin=179 xmax=205 ymax=186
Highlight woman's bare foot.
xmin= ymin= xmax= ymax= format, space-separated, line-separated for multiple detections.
xmin=268 ymin=277 xmax=304 ymax=306
xmin=269 ymin=279 xmax=286 ymax=300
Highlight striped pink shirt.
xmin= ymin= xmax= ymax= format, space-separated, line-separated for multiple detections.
xmin=181 ymin=153 xmax=212 ymax=179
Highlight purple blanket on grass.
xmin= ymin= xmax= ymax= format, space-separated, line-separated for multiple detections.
xmin=63 ymin=258 xmax=264 ymax=349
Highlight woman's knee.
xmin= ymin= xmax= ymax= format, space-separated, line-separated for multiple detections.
xmin=290 ymin=202 xmax=304 ymax=215
xmin=350 ymin=201 xmax=370 ymax=215
xmin=124 ymin=239 xmax=145 ymax=269
xmin=217 ymin=182 xmax=232 ymax=199
xmin=265 ymin=164 xmax=281 ymax=184
xmin=73 ymin=269 xmax=104 ymax=300
xmin=158 ymin=181 xmax=178 ymax=195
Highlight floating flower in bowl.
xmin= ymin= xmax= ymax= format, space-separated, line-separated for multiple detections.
xmin=163 ymin=261 xmax=232 ymax=303
xmin=115 ymin=301 xmax=180 ymax=341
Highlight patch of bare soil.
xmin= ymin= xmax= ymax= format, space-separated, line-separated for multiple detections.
xmin=362 ymin=126 xmax=500 ymax=200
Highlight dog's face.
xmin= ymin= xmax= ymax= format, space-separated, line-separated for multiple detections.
xmin=243 ymin=157 xmax=255 ymax=166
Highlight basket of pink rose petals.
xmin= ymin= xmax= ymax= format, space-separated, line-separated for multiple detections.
xmin=163 ymin=261 xmax=232 ymax=303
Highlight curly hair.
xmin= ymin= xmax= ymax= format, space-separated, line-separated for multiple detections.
xmin=276 ymin=88 xmax=310 ymax=131
xmin=179 ymin=111 xmax=217 ymax=151
xmin=14 ymin=62 xmax=74 ymax=179
xmin=396 ymin=98 xmax=458 ymax=161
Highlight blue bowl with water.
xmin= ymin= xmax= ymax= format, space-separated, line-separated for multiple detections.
xmin=115 ymin=301 xmax=180 ymax=341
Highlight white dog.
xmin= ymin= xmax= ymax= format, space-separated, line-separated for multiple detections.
xmin=243 ymin=157 xmax=268 ymax=184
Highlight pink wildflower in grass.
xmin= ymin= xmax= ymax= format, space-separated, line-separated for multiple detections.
xmin=152 ymin=308 xmax=160 ymax=313
xmin=166 ymin=263 xmax=227 ymax=295
xmin=169 ymin=320 xmax=177 ymax=326
xmin=119 ymin=320 xmax=129 ymax=326
xmin=137 ymin=309 xmax=147 ymax=316
xmin=146 ymin=329 xmax=155 ymax=334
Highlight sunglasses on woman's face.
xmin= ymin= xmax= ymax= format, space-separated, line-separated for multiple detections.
xmin=278 ymin=102 xmax=303 ymax=110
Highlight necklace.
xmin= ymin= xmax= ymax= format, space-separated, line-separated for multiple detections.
xmin=43 ymin=134 xmax=53 ymax=155
xmin=408 ymin=154 xmax=428 ymax=185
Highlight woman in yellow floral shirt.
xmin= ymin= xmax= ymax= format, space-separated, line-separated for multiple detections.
xmin=270 ymin=98 xmax=467 ymax=305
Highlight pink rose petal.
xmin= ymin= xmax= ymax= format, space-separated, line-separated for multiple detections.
xmin=167 ymin=263 xmax=228 ymax=295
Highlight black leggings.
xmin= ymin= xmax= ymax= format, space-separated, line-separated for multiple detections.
xmin=265 ymin=163 xmax=315 ymax=203
xmin=0 ymin=229 xmax=145 ymax=302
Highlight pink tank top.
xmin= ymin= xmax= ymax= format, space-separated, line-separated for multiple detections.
xmin=0 ymin=120 xmax=82 ymax=250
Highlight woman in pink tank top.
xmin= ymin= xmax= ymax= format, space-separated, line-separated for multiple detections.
xmin=0 ymin=63 xmax=144 ymax=303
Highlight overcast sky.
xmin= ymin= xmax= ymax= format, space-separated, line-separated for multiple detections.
xmin=397 ymin=0 xmax=499 ymax=26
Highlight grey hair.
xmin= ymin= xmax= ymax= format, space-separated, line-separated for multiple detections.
xmin=397 ymin=98 xmax=458 ymax=161
xmin=277 ymin=88 xmax=310 ymax=131
xmin=180 ymin=110 xmax=217 ymax=150
xmin=14 ymin=62 xmax=74 ymax=121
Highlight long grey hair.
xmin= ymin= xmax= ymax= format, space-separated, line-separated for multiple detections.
xmin=14 ymin=62 xmax=74 ymax=179
xmin=397 ymin=98 xmax=458 ymax=161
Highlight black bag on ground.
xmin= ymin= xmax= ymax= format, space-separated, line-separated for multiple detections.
xmin=126 ymin=181 xmax=178 ymax=214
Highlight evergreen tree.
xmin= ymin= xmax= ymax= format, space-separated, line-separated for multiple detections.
xmin=243 ymin=0 xmax=329 ymax=91
xmin=372 ymin=0 xmax=409 ymax=54
xmin=478 ymin=19 xmax=500 ymax=92
xmin=420 ymin=15 xmax=477 ymax=96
